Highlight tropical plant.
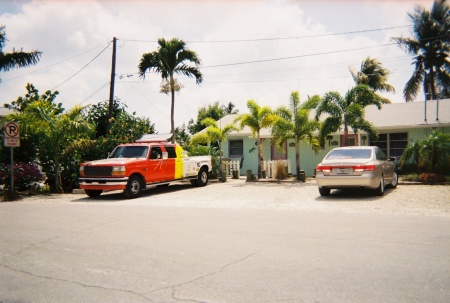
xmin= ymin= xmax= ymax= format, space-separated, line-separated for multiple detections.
xmin=138 ymin=38 xmax=203 ymax=140
xmin=0 ymin=25 xmax=41 ymax=81
xmin=315 ymin=85 xmax=383 ymax=147
xmin=391 ymin=0 xmax=450 ymax=101
xmin=349 ymin=56 xmax=395 ymax=103
xmin=272 ymin=92 xmax=320 ymax=180
xmin=401 ymin=131 xmax=450 ymax=177
xmin=1 ymin=84 xmax=62 ymax=164
xmin=187 ymin=101 xmax=238 ymax=135
xmin=222 ymin=101 xmax=239 ymax=115
xmin=84 ymin=99 xmax=155 ymax=159
xmin=234 ymin=100 xmax=277 ymax=178
xmin=0 ymin=162 xmax=44 ymax=192
xmin=190 ymin=118 xmax=238 ymax=176
xmin=9 ymin=101 xmax=94 ymax=193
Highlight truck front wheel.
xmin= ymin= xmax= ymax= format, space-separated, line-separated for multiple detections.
xmin=124 ymin=175 xmax=143 ymax=199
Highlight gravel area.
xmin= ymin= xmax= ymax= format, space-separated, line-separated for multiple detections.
xmin=15 ymin=178 xmax=450 ymax=217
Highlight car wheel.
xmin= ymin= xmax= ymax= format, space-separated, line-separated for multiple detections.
xmin=124 ymin=175 xmax=143 ymax=199
xmin=389 ymin=172 xmax=398 ymax=188
xmin=375 ymin=175 xmax=385 ymax=196
xmin=319 ymin=187 xmax=330 ymax=196
xmin=196 ymin=167 xmax=209 ymax=187
xmin=85 ymin=189 xmax=102 ymax=197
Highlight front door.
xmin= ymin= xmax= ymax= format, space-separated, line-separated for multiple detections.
xmin=146 ymin=146 xmax=164 ymax=183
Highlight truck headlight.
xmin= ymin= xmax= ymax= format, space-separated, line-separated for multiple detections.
xmin=79 ymin=166 xmax=84 ymax=176
xmin=112 ymin=166 xmax=126 ymax=176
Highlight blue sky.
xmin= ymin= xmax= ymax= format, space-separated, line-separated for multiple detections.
xmin=0 ymin=0 xmax=435 ymax=133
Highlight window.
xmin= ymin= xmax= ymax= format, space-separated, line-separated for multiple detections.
xmin=370 ymin=133 xmax=407 ymax=159
xmin=229 ymin=140 xmax=243 ymax=156
xmin=150 ymin=146 xmax=162 ymax=159
xmin=164 ymin=146 xmax=177 ymax=158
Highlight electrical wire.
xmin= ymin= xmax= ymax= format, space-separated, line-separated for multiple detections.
xmin=51 ymin=42 xmax=111 ymax=90
xmin=122 ymin=25 xmax=411 ymax=44
xmin=81 ymin=81 xmax=110 ymax=104
xmin=201 ymin=43 xmax=398 ymax=68
xmin=1 ymin=44 xmax=109 ymax=83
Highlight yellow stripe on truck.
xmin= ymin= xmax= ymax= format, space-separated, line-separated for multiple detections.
xmin=175 ymin=146 xmax=184 ymax=179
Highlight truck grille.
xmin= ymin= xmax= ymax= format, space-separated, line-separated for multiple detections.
xmin=84 ymin=166 xmax=112 ymax=177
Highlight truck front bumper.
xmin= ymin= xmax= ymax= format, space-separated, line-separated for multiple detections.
xmin=79 ymin=177 xmax=128 ymax=191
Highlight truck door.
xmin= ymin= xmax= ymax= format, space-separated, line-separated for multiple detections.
xmin=146 ymin=146 xmax=164 ymax=183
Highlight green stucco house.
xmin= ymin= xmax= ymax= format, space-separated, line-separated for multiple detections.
xmin=218 ymin=99 xmax=450 ymax=177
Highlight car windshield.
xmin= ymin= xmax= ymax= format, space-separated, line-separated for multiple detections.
xmin=326 ymin=149 xmax=372 ymax=160
xmin=109 ymin=146 xmax=149 ymax=158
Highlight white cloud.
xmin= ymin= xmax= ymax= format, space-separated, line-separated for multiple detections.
xmin=0 ymin=0 xmax=434 ymax=133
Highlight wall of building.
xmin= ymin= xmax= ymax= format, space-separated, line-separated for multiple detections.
xmin=223 ymin=126 xmax=450 ymax=178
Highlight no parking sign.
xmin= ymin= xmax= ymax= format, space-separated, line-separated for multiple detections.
xmin=4 ymin=121 xmax=20 ymax=147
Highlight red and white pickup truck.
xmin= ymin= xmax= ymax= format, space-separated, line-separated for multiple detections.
xmin=79 ymin=134 xmax=212 ymax=198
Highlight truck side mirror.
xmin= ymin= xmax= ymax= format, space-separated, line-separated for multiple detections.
xmin=162 ymin=152 xmax=168 ymax=160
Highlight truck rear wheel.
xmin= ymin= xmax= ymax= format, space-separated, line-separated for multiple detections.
xmin=124 ymin=175 xmax=143 ymax=199
xmin=85 ymin=189 xmax=102 ymax=197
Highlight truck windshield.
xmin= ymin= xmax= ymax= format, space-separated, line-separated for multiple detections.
xmin=109 ymin=146 xmax=149 ymax=158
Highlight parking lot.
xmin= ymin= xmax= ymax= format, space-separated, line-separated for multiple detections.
xmin=1 ymin=179 xmax=449 ymax=303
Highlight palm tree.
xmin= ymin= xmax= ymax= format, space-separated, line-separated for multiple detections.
xmin=190 ymin=118 xmax=238 ymax=176
xmin=222 ymin=102 xmax=239 ymax=114
xmin=138 ymin=38 xmax=203 ymax=141
xmin=272 ymin=92 xmax=320 ymax=180
xmin=391 ymin=0 xmax=450 ymax=101
xmin=11 ymin=101 xmax=93 ymax=192
xmin=234 ymin=100 xmax=277 ymax=179
xmin=0 ymin=25 xmax=41 ymax=81
xmin=315 ymin=85 xmax=383 ymax=147
xmin=349 ymin=56 xmax=395 ymax=103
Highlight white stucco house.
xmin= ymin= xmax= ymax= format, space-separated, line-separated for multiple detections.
xmin=216 ymin=99 xmax=450 ymax=177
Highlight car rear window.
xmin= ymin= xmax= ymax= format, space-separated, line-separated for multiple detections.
xmin=326 ymin=149 xmax=372 ymax=160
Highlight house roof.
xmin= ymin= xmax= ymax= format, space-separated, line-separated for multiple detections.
xmin=215 ymin=98 xmax=450 ymax=138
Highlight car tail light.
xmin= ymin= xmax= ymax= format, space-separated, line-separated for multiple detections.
xmin=316 ymin=165 xmax=332 ymax=173
xmin=354 ymin=165 xmax=376 ymax=172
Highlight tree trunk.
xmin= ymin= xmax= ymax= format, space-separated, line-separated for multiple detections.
xmin=295 ymin=138 xmax=301 ymax=180
xmin=54 ymin=160 xmax=63 ymax=193
xmin=257 ymin=131 xmax=262 ymax=179
xmin=170 ymin=76 xmax=175 ymax=143
xmin=343 ymin=125 xmax=349 ymax=147
xmin=219 ymin=141 xmax=222 ymax=175
xmin=429 ymin=67 xmax=437 ymax=100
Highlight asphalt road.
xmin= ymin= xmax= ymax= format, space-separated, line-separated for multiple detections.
xmin=0 ymin=180 xmax=449 ymax=303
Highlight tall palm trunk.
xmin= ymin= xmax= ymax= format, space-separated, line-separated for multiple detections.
xmin=170 ymin=75 xmax=175 ymax=143
xmin=257 ymin=131 xmax=262 ymax=179
xmin=295 ymin=137 xmax=301 ymax=180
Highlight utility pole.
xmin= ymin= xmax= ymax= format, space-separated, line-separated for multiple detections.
xmin=107 ymin=37 xmax=117 ymax=131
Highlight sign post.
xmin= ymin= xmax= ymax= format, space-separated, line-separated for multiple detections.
xmin=4 ymin=122 xmax=20 ymax=193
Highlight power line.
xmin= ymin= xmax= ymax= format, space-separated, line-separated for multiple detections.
xmin=52 ymin=43 xmax=111 ymax=90
xmin=81 ymin=81 xmax=110 ymax=104
xmin=201 ymin=43 xmax=398 ymax=68
xmin=1 ymin=44 xmax=109 ymax=83
xmin=122 ymin=25 xmax=411 ymax=44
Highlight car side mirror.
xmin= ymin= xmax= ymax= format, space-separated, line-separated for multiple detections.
xmin=389 ymin=157 xmax=396 ymax=162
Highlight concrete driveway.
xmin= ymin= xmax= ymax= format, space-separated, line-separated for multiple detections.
xmin=0 ymin=179 xmax=449 ymax=303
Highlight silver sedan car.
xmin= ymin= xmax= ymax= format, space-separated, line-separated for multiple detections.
xmin=315 ymin=146 xmax=398 ymax=196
